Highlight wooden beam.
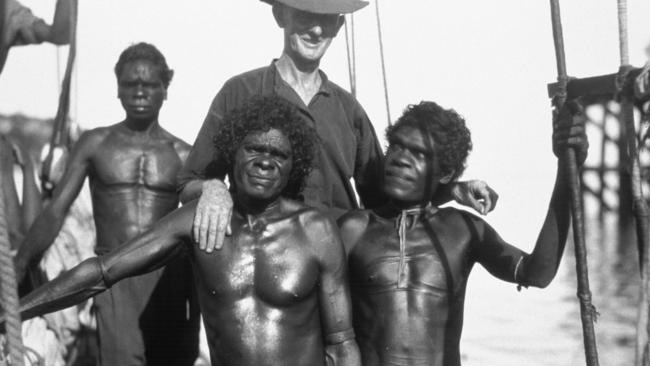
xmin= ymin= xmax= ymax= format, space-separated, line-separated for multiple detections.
xmin=547 ymin=68 xmax=643 ymax=102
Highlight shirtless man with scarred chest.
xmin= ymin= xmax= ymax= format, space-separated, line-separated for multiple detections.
xmin=14 ymin=42 xmax=199 ymax=366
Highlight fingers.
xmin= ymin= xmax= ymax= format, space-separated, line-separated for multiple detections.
xmin=484 ymin=186 xmax=499 ymax=214
xmin=192 ymin=179 xmax=233 ymax=253
xmin=473 ymin=182 xmax=498 ymax=215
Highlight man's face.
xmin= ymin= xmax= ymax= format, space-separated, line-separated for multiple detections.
xmin=383 ymin=126 xmax=449 ymax=206
xmin=278 ymin=6 xmax=344 ymax=64
xmin=233 ymin=128 xmax=293 ymax=203
xmin=117 ymin=60 xmax=167 ymax=122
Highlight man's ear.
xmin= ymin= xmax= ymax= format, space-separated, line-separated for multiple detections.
xmin=438 ymin=171 xmax=455 ymax=185
xmin=333 ymin=15 xmax=345 ymax=36
xmin=272 ymin=4 xmax=286 ymax=28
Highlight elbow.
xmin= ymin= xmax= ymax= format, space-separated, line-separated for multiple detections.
xmin=522 ymin=270 xmax=557 ymax=289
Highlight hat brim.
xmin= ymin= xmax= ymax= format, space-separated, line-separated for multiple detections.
xmin=261 ymin=0 xmax=369 ymax=14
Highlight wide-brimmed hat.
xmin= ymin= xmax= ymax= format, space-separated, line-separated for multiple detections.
xmin=261 ymin=0 xmax=369 ymax=14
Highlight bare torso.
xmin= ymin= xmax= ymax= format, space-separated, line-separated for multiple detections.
xmin=342 ymin=207 xmax=482 ymax=366
xmin=88 ymin=124 xmax=187 ymax=253
xmin=190 ymin=199 xmax=332 ymax=366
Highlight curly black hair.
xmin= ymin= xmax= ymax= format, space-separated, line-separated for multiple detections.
xmin=212 ymin=96 xmax=319 ymax=199
xmin=114 ymin=42 xmax=174 ymax=88
xmin=386 ymin=101 xmax=472 ymax=182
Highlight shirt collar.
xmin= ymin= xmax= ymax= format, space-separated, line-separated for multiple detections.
xmin=269 ymin=59 xmax=333 ymax=97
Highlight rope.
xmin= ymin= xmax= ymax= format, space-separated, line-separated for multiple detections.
xmin=617 ymin=0 xmax=629 ymax=66
xmin=548 ymin=1 xmax=600 ymax=365
xmin=0 ymin=167 xmax=24 ymax=366
xmin=374 ymin=0 xmax=391 ymax=125
xmin=344 ymin=13 xmax=356 ymax=97
xmin=41 ymin=0 xmax=78 ymax=197
xmin=0 ymin=0 xmax=8 ymax=75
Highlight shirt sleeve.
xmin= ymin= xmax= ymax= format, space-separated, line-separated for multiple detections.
xmin=352 ymin=102 xmax=386 ymax=209
xmin=177 ymin=88 xmax=229 ymax=192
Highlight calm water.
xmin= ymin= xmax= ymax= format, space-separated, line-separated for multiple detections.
xmin=461 ymin=214 xmax=639 ymax=366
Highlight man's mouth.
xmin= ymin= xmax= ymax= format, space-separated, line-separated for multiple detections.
xmin=247 ymin=174 xmax=276 ymax=185
xmin=300 ymin=37 xmax=322 ymax=47
xmin=384 ymin=170 xmax=414 ymax=183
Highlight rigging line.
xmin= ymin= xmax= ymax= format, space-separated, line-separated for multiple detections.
xmin=344 ymin=14 xmax=356 ymax=97
xmin=617 ymin=0 xmax=629 ymax=66
xmin=375 ymin=0 xmax=391 ymax=125
xmin=350 ymin=13 xmax=357 ymax=97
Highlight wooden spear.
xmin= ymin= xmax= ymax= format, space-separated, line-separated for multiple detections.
xmin=616 ymin=0 xmax=650 ymax=363
xmin=548 ymin=1 xmax=600 ymax=365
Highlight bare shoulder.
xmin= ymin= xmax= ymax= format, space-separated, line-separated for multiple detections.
xmin=158 ymin=126 xmax=192 ymax=161
xmin=74 ymin=126 xmax=111 ymax=154
xmin=337 ymin=209 xmax=371 ymax=254
xmin=432 ymin=207 xmax=489 ymax=239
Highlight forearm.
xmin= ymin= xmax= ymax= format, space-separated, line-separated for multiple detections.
xmin=20 ymin=163 xmax=42 ymax=229
xmin=325 ymin=338 xmax=361 ymax=366
xmin=47 ymin=0 xmax=73 ymax=44
xmin=179 ymin=179 xmax=205 ymax=204
xmin=18 ymin=257 xmax=107 ymax=322
xmin=520 ymin=163 xmax=571 ymax=288
xmin=14 ymin=207 xmax=66 ymax=279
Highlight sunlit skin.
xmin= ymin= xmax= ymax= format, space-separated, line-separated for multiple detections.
xmin=274 ymin=5 xmax=344 ymax=70
xmin=13 ymin=57 xmax=198 ymax=365
xmin=338 ymin=110 xmax=585 ymax=366
xmin=9 ymin=128 xmax=361 ymax=366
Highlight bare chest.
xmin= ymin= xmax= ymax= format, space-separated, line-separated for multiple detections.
xmin=90 ymin=135 xmax=182 ymax=190
xmin=193 ymin=223 xmax=320 ymax=307
xmin=348 ymin=220 xmax=472 ymax=294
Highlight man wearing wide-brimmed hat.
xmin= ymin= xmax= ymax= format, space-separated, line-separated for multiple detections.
xmin=178 ymin=0 xmax=498 ymax=253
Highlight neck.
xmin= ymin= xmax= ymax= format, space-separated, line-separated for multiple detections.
xmin=387 ymin=199 xmax=432 ymax=213
xmin=234 ymin=195 xmax=283 ymax=221
xmin=275 ymin=53 xmax=321 ymax=88
xmin=122 ymin=117 xmax=160 ymax=135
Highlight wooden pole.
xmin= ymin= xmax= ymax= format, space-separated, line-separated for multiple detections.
xmin=548 ymin=1 xmax=600 ymax=365
xmin=40 ymin=0 xmax=78 ymax=197
xmin=616 ymin=0 xmax=650 ymax=363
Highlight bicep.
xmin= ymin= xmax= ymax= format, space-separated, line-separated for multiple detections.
xmin=49 ymin=137 xmax=94 ymax=211
xmin=316 ymin=220 xmax=354 ymax=335
xmin=472 ymin=222 xmax=526 ymax=283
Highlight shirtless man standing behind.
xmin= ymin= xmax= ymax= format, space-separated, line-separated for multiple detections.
xmin=7 ymin=96 xmax=360 ymax=366
xmin=13 ymin=42 xmax=199 ymax=365
xmin=338 ymin=101 xmax=588 ymax=366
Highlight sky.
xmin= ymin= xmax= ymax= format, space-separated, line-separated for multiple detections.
xmin=2 ymin=1 xmax=650 ymax=364
xmin=3 ymin=0 xmax=648 ymax=245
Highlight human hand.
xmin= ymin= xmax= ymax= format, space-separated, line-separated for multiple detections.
xmin=192 ymin=179 xmax=232 ymax=252
xmin=553 ymin=100 xmax=589 ymax=166
xmin=450 ymin=180 xmax=499 ymax=215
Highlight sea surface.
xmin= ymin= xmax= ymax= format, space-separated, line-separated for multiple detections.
xmin=461 ymin=214 xmax=639 ymax=366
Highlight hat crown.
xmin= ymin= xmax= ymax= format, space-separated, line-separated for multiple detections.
xmin=263 ymin=0 xmax=369 ymax=14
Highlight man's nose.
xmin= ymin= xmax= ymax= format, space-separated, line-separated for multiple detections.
xmin=307 ymin=23 xmax=324 ymax=37
xmin=134 ymin=85 xmax=146 ymax=97
xmin=390 ymin=151 xmax=412 ymax=168
xmin=254 ymin=156 xmax=275 ymax=170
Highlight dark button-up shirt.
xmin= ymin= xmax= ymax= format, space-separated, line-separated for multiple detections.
xmin=178 ymin=62 xmax=385 ymax=218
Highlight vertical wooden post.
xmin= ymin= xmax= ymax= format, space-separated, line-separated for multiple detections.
xmin=549 ymin=1 xmax=600 ymax=365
